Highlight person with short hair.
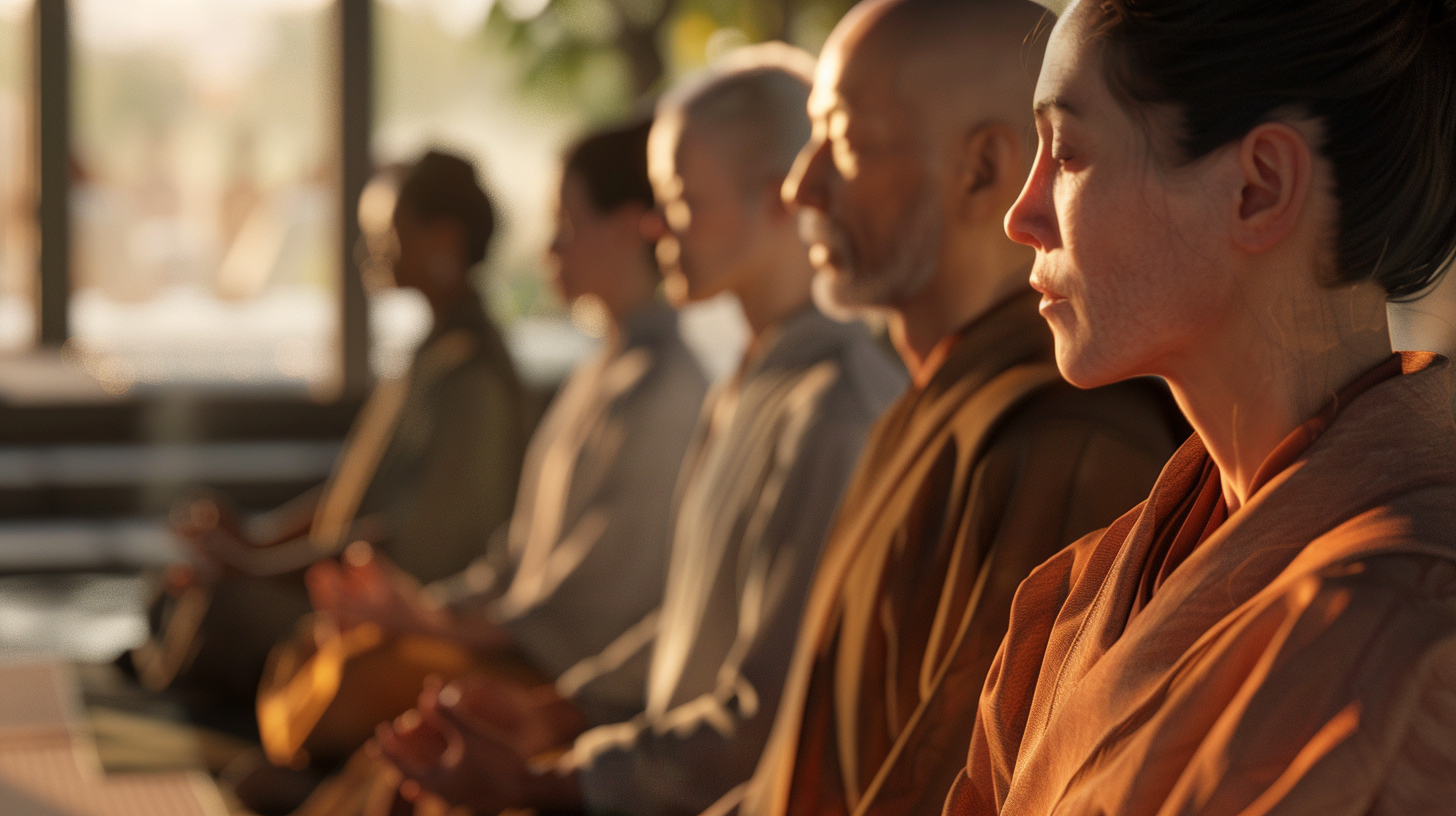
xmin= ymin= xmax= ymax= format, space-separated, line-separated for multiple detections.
xmin=946 ymin=0 xmax=1456 ymax=813
xmin=374 ymin=44 xmax=907 ymax=816
xmin=723 ymin=2 xmax=1183 ymax=816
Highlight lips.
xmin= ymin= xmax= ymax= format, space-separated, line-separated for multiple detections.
xmin=1029 ymin=272 xmax=1071 ymax=321
xmin=1029 ymin=273 xmax=1066 ymax=302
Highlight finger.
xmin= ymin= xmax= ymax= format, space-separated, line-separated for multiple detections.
xmin=376 ymin=715 xmax=447 ymax=775
xmin=432 ymin=685 xmax=481 ymax=734
xmin=305 ymin=560 xmax=343 ymax=610
xmin=419 ymin=674 xmax=443 ymax=711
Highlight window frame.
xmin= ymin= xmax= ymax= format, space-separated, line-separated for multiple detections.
xmin=30 ymin=0 xmax=374 ymax=400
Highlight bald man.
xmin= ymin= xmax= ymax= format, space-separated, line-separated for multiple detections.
xmin=373 ymin=45 xmax=906 ymax=816
xmin=718 ymin=3 xmax=1184 ymax=816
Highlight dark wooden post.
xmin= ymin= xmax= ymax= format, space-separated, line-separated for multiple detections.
xmin=339 ymin=0 xmax=372 ymax=397
xmin=36 ymin=0 xmax=69 ymax=347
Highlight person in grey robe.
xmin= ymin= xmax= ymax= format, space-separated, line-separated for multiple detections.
xmin=303 ymin=122 xmax=709 ymax=726
xmin=372 ymin=44 xmax=908 ymax=816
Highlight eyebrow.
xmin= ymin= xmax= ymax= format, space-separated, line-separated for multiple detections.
xmin=1034 ymin=96 xmax=1081 ymax=117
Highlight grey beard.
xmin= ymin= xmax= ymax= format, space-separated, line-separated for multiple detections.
xmin=804 ymin=193 xmax=942 ymax=313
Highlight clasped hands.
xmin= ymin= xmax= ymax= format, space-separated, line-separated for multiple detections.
xmin=371 ymin=673 xmax=585 ymax=813
xmin=305 ymin=542 xmax=514 ymax=652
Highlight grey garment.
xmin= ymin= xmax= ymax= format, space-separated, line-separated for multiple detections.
xmin=567 ymin=307 xmax=908 ymax=816
xmin=431 ymin=303 xmax=709 ymax=720
xmin=363 ymin=293 xmax=531 ymax=584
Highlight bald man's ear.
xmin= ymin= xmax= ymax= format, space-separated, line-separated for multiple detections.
xmin=954 ymin=124 xmax=1025 ymax=225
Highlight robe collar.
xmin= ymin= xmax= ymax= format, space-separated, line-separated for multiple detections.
xmin=1131 ymin=353 xmax=1406 ymax=614
xmin=737 ymin=305 xmax=869 ymax=385
xmin=920 ymin=288 xmax=1053 ymax=405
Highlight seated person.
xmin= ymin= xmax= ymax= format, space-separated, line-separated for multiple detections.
xmin=141 ymin=151 xmax=530 ymax=705
xmin=946 ymin=1 xmax=1456 ymax=814
xmin=307 ymin=120 xmax=711 ymax=727
xmin=372 ymin=44 xmax=908 ymax=816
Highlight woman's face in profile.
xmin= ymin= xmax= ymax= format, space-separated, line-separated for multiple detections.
xmin=550 ymin=171 xmax=618 ymax=304
xmin=1005 ymin=1 xmax=1238 ymax=389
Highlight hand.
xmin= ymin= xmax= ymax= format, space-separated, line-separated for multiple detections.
xmin=306 ymin=542 xmax=445 ymax=636
xmin=429 ymin=673 xmax=585 ymax=757
xmin=374 ymin=679 xmax=582 ymax=813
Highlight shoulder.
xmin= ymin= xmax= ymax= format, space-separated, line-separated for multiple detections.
xmin=1245 ymin=526 xmax=1456 ymax=688
xmin=446 ymin=324 xmax=525 ymax=392
xmin=638 ymin=326 xmax=711 ymax=397
xmin=1311 ymin=483 xmax=1456 ymax=576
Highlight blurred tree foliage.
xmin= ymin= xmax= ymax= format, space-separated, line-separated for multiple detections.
xmin=482 ymin=0 xmax=854 ymax=119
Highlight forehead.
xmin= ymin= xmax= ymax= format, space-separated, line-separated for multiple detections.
xmin=661 ymin=127 xmax=736 ymax=193
xmin=647 ymin=114 xmax=684 ymax=190
xmin=1035 ymin=1 xmax=1100 ymax=112
xmin=809 ymin=6 xmax=908 ymax=124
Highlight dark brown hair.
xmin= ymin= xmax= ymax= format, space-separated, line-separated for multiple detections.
xmin=1093 ymin=0 xmax=1456 ymax=298
xmin=564 ymin=119 xmax=655 ymax=215
xmin=395 ymin=150 xmax=497 ymax=267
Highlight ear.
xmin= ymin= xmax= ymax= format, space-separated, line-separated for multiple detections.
xmin=1231 ymin=122 xmax=1313 ymax=254
xmin=953 ymin=123 xmax=1025 ymax=225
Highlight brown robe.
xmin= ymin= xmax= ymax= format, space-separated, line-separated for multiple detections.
xmin=730 ymin=290 xmax=1183 ymax=816
xmin=946 ymin=352 xmax=1456 ymax=816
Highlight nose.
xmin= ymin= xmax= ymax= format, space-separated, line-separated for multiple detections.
xmin=1004 ymin=144 xmax=1058 ymax=251
xmin=783 ymin=136 xmax=831 ymax=213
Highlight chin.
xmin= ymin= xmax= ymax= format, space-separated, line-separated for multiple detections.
xmin=812 ymin=269 xmax=877 ymax=322
xmin=1051 ymin=334 xmax=1126 ymax=390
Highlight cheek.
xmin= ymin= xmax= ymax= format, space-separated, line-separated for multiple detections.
xmin=843 ymin=168 xmax=920 ymax=266
xmin=1057 ymin=173 xmax=1227 ymax=379
xmin=686 ymin=207 xmax=743 ymax=272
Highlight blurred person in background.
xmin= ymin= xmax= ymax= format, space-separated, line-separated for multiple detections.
xmin=372 ymin=43 xmax=907 ymax=816
xmin=141 ymin=150 xmax=531 ymax=709
xmin=721 ymin=2 xmax=1183 ymax=816
xmin=305 ymin=119 xmax=710 ymax=728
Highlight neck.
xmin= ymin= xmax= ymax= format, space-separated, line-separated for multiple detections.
xmin=602 ymin=261 xmax=659 ymax=326
xmin=892 ymin=241 xmax=1033 ymax=387
xmin=733 ymin=249 xmax=816 ymax=353
xmin=1164 ymin=282 xmax=1392 ymax=512
xmin=426 ymin=283 xmax=474 ymax=329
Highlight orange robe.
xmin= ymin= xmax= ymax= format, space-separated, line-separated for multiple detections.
xmin=730 ymin=291 xmax=1183 ymax=816
xmin=946 ymin=352 xmax=1456 ymax=816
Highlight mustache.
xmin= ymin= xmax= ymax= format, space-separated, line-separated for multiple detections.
xmin=797 ymin=209 xmax=834 ymax=247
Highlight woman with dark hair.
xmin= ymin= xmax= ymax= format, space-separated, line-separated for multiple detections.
xmin=945 ymin=1 xmax=1456 ymax=813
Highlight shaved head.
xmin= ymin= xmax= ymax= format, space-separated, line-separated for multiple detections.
xmin=786 ymin=0 xmax=1050 ymax=333
xmin=826 ymin=0 xmax=1050 ymax=167
xmin=650 ymin=43 xmax=816 ymax=200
